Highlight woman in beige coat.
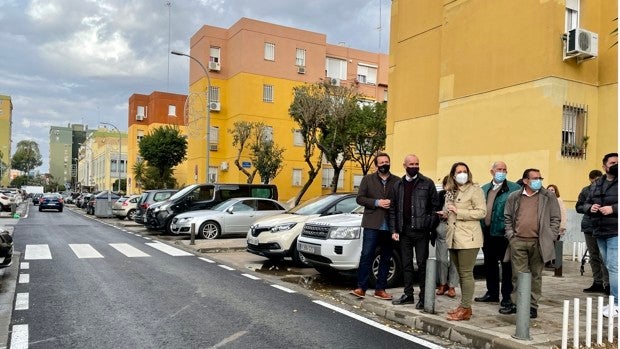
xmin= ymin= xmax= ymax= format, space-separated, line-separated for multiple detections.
xmin=438 ymin=162 xmax=486 ymax=321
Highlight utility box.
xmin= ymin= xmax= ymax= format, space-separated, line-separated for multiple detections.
xmin=94 ymin=191 xmax=117 ymax=218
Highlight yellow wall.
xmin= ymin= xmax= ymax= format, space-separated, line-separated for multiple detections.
xmin=0 ymin=96 xmax=11 ymax=187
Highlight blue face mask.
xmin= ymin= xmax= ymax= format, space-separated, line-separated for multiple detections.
xmin=529 ymin=179 xmax=542 ymax=191
xmin=494 ymin=172 xmax=506 ymax=183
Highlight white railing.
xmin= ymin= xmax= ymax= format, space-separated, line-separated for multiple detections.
xmin=572 ymin=241 xmax=587 ymax=261
xmin=562 ymin=296 xmax=617 ymax=349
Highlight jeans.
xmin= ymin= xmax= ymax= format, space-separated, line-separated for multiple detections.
xmin=357 ymin=228 xmax=393 ymax=291
xmin=597 ymin=236 xmax=618 ymax=305
xmin=400 ymin=229 xmax=429 ymax=297
xmin=585 ymin=233 xmax=609 ymax=286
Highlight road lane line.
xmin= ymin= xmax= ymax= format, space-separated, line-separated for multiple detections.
xmin=10 ymin=324 xmax=28 ymax=349
xmin=24 ymin=244 xmax=51 ymax=260
xmin=313 ymin=300 xmax=445 ymax=348
xmin=198 ymin=257 xmax=215 ymax=263
xmin=271 ymin=285 xmax=295 ymax=293
xmin=241 ymin=274 xmax=261 ymax=280
xmin=15 ymin=293 xmax=28 ymax=310
xmin=145 ymin=242 xmax=193 ymax=256
xmin=18 ymin=274 xmax=29 ymax=284
xmin=20 ymin=263 xmax=29 ymax=270
xmin=109 ymin=243 xmax=150 ymax=257
xmin=69 ymin=244 xmax=104 ymax=259
xmin=218 ymin=265 xmax=235 ymax=271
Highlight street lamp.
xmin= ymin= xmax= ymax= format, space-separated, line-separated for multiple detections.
xmin=171 ymin=50 xmax=212 ymax=183
xmin=100 ymin=122 xmax=122 ymax=192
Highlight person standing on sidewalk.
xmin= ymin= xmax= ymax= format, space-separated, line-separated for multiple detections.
xmin=576 ymin=170 xmax=609 ymax=295
xmin=435 ymin=176 xmax=459 ymax=299
xmin=500 ymin=168 xmax=560 ymax=319
xmin=389 ymin=154 xmax=439 ymax=309
xmin=350 ymin=152 xmax=400 ymax=301
xmin=475 ymin=161 xmax=520 ymax=309
xmin=584 ymin=153 xmax=618 ymax=317
xmin=438 ymin=162 xmax=486 ymax=321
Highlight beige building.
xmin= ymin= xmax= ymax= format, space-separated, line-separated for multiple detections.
xmin=0 ymin=95 xmax=12 ymax=187
xmin=77 ymin=128 xmax=127 ymax=192
xmin=387 ymin=0 xmax=617 ymax=203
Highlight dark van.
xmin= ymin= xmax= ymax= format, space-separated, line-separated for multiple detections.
xmin=145 ymin=183 xmax=278 ymax=234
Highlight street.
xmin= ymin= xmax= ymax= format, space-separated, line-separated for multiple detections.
xmin=7 ymin=206 xmax=443 ymax=348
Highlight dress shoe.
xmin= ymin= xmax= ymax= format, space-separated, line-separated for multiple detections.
xmin=436 ymin=284 xmax=448 ymax=295
xmin=499 ymin=303 xmax=517 ymax=315
xmin=446 ymin=287 xmax=456 ymax=298
xmin=447 ymin=306 xmax=472 ymax=321
xmin=350 ymin=288 xmax=366 ymax=298
xmin=447 ymin=306 xmax=463 ymax=315
xmin=415 ymin=300 xmax=424 ymax=310
xmin=501 ymin=298 xmax=512 ymax=308
xmin=530 ymin=307 xmax=538 ymax=319
xmin=583 ymin=283 xmax=605 ymax=293
xmin=474 ymin=293 xmax=499 ymax=302
xmin=392 ymin=294 xmax=415 ymax=305
xmin=373 ymin=289 xmax=393 ymax=300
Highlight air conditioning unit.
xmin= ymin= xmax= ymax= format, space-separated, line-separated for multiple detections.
xmin=297 ymin=66 xmax=306 ymax=74
xmin=209 ymin=144 xmax=218 ymax=151
xmin=567 ymin=28 xmax=598 ymax=58
xmin=136 ymin=114 xmax=144 ymax=121
xmin=329 ymin=78 xmax=340 ymax=86
xmin=209 ymin=102 xmax=221 ymax=111
xmin=208 ymin=61 xmax=221 ymax=71
xmin=220 ymin=161 xmax=229 ymax=171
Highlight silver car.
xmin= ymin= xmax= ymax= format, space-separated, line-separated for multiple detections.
xmin=112 ymin=195 xmax=141 ymax=220
xmin=170 ymin=197 xmax=287 ymax=239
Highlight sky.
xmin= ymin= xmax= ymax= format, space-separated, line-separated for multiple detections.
xmin=0 ymin=0 xmax=390 ymax=173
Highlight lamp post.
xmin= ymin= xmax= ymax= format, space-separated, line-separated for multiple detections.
xmin=100 ymin=122 xmax=122 ymax=192
xmin=171 ymin=50 xmax=212 ymax=183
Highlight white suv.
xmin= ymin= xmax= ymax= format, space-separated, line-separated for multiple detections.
xmin=246 ymin=193 xmax=358 ymax=266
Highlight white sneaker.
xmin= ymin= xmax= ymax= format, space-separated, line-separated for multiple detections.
xmin=602 ymin=304 xmax=618 ymax=318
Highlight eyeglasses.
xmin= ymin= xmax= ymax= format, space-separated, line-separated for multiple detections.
xmin=528 ymin=177 xmax=544 ymax=180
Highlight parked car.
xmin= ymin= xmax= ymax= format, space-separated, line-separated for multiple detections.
xmin=112 ymin=195 xmax=140 ymax=220
xmin=134 ymin=189 xmax=177 ymax=225
xmin=32 ymin=193 xmax=43 ymax=205
xmin=0 ymin=226 xmax=13 ymax=268
xmin=75 ymin=193 xmax=88 ymax=208
xmin=0 ymin=190 xmax=20 ymax=211
xmin=246 ymin=193 xmax=358 ymax=266
xmin=170 ymin=198 xmax=287 ymax=239
xmin=39 ymin=193 xmax=64 ymax=212
xmin=146 ymin=183 xmax=278 ymax=234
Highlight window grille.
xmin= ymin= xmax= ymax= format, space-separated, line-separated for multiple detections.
xmin=561 ymin=103 xmax=588 ymax=159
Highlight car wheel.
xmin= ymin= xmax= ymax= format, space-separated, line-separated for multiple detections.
xmin=38 ymin=207 xmax=42 ymax=212
xmin=58 ymin=208 xmax=63 ymax=213
xmin=291 ymin=239 xmax=311 ymax=267
xmin=164 ymin=217 xmax=177 ymax=235
xmin=198 ymin=221 xmax=221 ymax=239
xmin=369 ymin=249 xmax=402 ymax=289
xmin=126 ymin=209 xmax=136 ymax=221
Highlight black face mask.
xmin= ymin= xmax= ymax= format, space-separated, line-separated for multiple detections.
xmin=406 ymin=167 xmax=419 ymax=177
xmin=609 ymin=164 xmax=618 ymax=177
xmin=377 ymin=164 xmax=390 ymax=174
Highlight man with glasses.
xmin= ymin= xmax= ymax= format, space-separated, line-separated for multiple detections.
xmin=499 ymin=169 xmax=561 ymax=319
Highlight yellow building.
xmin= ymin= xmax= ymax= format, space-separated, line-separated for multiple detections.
xmin=0 ymin=95 xmax=12 ymax=187
xmin=388 ymin=0 xmax=617 ymax=203
xmin=77 ymin=128 xmax=127 ymax=192
xmin=179 ymin=18 xmax=388 ymax=202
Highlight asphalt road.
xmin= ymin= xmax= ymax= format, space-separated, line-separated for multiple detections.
xmin=7 ymin=206 xmax=442 ymax=348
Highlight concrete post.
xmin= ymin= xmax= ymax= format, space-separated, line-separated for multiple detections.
xmin=513 ymin=271 xmax=532 ymax=340
xmin=190 ymin=223 xmax=196 ymax=246
xmin=554 ymin=240 xmax=563 ymax=277
xmin=424 ymin=258 xmax=436 ymax=314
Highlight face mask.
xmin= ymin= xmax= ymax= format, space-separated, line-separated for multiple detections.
xmin=529 ymin=179 xmax=542 ymax=191
xmin=494 ymin=172 xmax=506 ymax=183
xmin=455 ymin=173 xmax=468 ymax=185
xmin=609 ymin=164 xmax=618 ymax=177
xmin=377 ymin=164 xmax=390 ymax=174
xmin=406 ymin=167 xmax=419 ymax=177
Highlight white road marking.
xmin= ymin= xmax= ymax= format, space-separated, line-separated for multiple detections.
xmin=271 ymin=285 xmax=295 ymax=293
xmin=10 ymin=324 xmax=28 ymax=349
xmin=145 ymin=242 xmax=193 ymax=256
xmin=198 ymin=257 xmax=215 ymax=263
xmin=20 ymin=263 xmax=29 ymax=270
xmin=241 ymin=274 xmax=261 ymax=280
xmin=143 ymin=237 xmax=152 ymax=240
xmin=15 ymin=293 xmax=28 ymax=310
xmin=69 ymin=244 xmax=104 ymax=259
xmin=313 ymin=300 xmax=445 ymax=349
xmin=210 ymin=330 xmax=248 ymax=348
xmin=24 ymin=244 xmax=51 ymax=260
xmin=18 ymin=274 xmax=29 ymax=284
xmin=109 ymin=243 xmax=150 ymax=257
xmin=218 ymin=265 xmax=235 ymax=271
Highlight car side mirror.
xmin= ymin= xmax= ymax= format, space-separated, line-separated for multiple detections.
xmin=225 ymin=207 xmax=234 ymax=214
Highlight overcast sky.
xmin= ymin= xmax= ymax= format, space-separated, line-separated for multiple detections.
xmin=0 ymin=0 xmax=390 ymax=173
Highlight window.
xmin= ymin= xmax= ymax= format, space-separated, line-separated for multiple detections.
xmin=262 ymin=126 xmax=273 ymax=142
xmin=208 ymin=166 xmax=218 ymax=183
xmin=383 ymin=89 xmax=388 ymax=102
xmin=357 ymin=64 xmax=377 ymax=84
xmin=264 ymin=42 xmax=275 ymax=61
xmin=326 ymin=57 xmax=347 ymax=80
xmin=321 ymin=168 xmax=344 ymax=189
xmin=209 ymin=86 xmax=220 ymax=103
xmin=353 ymin=175 xmax=364 ymax=189
xmin=263 ymin=84 xmax=274 ymax=102
xmin=137 ymin=130 xmax=144 ymax=143
xmin=561 ymin=103 xmax=588 ymax=158
xmin=565 ymin=0 xmax=579 ymax=32
xmin=209 ymin=126 xmax=219 ymax=144
xmin=296 ymin=48 xmax=306 ymax=66
xmin=210 ymin=47 xmax=220 ymax=63
xmin=168 ymin=105 xmax=176 ymax=117
xmin=292 ymin=169 xmax=302 ymax=186
xmin=293 ymin=130 xmax=304 ymax=146
xmin=136 ymin=106 xmax=146 ymax=119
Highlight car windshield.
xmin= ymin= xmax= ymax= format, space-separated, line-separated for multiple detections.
xmin=289 ymin=195 xmax=349 ymax=215
xmin=210 ymin=200 xmax=234 ymax=211
xmin=168 ymin=185 xmax=198 ymax=201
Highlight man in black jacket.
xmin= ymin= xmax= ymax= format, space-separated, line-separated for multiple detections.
xmin=389 ymin=154 xmax=440 ymax=308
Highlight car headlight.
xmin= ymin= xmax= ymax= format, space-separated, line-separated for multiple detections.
xmin=328 ymin=226 xmax=362 ymax=239
xmin=270 ymin=223 xmax=297 ymax=232
xmin=177 ymin=217 xmax=192 ymax=222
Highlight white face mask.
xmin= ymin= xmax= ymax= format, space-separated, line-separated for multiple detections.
xmin=455 ymin=173 xmax=468 ymax=185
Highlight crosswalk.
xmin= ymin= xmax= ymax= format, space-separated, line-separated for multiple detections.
xmin=23 ymin=241 xmax=193 ymax=260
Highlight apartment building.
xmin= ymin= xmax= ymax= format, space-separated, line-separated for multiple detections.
xmin=49 ymin=124 xmax=90 ymax=189
xmin=77 ymin=128 xmax=127 ymax=192
xmin=0 ymin=95 xmax=11 ymax=187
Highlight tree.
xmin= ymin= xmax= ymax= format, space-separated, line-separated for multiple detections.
xmin=251 ymin=139 xmax=285 ymax=184
xmin=348 ymin=102 xmax=387 ymax=175
xmin=132 ymin=159 xmax=147 ymax=190
xmin=11 ymin=140 xmax=43 ymax=181
xmin=229 ymin=121 xmax=259 ymax=183
xmin=138 ymin=126 xmax=187 ymax=189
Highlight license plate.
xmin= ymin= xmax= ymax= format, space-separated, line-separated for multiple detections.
xmin=298 ymin=242 xmax=319 ymax=255
xmin=247 ymin=237 xmax=259 ymax=246
xmin=170 ymin=224 xmax=177 ymax=230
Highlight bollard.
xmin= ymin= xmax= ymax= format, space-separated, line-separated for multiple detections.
xmin=573 ymin=298 xmax=579 ymax=349
xmin=597 ymin=296 xmax=603 ymax=345
xmin=190 ymin=223 xmax=196 ymax=246
xmin=561 ymin=300 xmax=569 ymax=349
xmin=424 ymin=258 xmax=436 ymax=314
xmin=608 ymin=296 xmax=614 ymax=343
xmin=586 ymin=297 xmax=592 ymax=348
xmin=554 ymin=240 xmax=563 ymax=277
xmin=512 ymin=271 xmax=532 ymax=340
xmin=10 ymin=203 xmax=16 ymax=215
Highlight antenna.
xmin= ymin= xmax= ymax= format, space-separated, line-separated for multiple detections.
xmin=378 ymin=0 xmax=382 ymax=52
xmin=166 ymin=1 xmax=172 ymax=91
